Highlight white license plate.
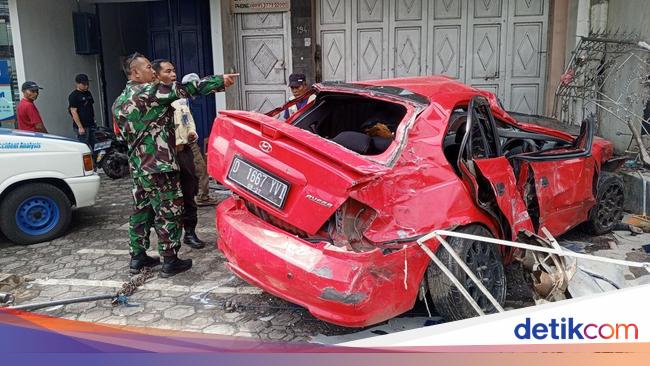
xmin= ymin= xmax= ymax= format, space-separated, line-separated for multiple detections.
xmin=227 ymin=157 xmax=290 ymax=209
xmin=94 ymin=141 xmax=111 ymax=151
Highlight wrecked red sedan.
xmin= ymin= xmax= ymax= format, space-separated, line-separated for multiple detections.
xmin=207 ymin=76 xmax=623 ymax=327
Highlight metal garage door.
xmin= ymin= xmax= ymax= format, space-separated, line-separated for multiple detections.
xmin=316 ymin=0 xmax=548 ymax=114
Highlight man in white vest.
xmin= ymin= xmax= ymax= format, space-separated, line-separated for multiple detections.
xmin=284 ymin=73 xmax=315 ymax=120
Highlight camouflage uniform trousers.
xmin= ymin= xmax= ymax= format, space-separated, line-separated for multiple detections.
xmin=129 ymin=172 xmax=184 ymax=256
xmin=190 ymin=142 xmax=210 ymax=199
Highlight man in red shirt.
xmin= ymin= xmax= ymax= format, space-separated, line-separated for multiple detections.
xmin=17 ymin=81 xmax=48 ymax=133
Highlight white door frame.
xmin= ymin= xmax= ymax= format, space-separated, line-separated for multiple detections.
xmin=234 ymin=11 xmax=293 ymax=112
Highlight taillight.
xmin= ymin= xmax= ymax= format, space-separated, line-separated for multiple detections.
xmin=329 ymin=199 xmax=377 ymax=251
xmin=83 ymin=153 xmax=94 ymax=173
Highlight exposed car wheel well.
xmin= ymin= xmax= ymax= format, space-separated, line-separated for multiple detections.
xmin=0 ymin=178 xmax=76 ymax=207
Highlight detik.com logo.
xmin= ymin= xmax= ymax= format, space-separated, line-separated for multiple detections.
xmin=514 ymin=317 xmax=638 ymax=340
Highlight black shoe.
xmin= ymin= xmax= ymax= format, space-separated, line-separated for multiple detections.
xmin=129 ymin=252 xmax=161 ymax=274
xmin=183 ymin=230 xmax=206 ymax=249
xmin=160 ymin=255 xmax=193 ymax=278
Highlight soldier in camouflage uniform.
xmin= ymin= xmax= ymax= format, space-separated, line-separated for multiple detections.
xmin=113 ymin=52 xmax=235 ymax=277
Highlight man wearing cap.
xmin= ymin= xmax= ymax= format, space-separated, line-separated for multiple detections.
xmin=68 ymin=74 xmax=96 ymax=156
xmin=17 ymin=81 xmax=47 ymax=133
xmin=284 ymin=73 xmax=315 ymax=120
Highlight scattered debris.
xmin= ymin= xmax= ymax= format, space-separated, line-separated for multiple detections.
xmin=0 ymin=292 xmax=13 ymax=304
xmin=614 ymin=222 xmax=642 ymax=234
xmin=189 ymin=275 xmax=236 ymax=304
xmin=630 ymin=226 xmax=645 ymax=235
xmin=0 ymin=273 xmax=22 ymax=289
xmin=259 ymin=315 xmax=275 ymax=322
xmin=624 ymin=215 xmax=650 ymax=233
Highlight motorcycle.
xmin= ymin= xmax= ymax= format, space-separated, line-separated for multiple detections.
xmin=93 ymin=127 xmax=129 ymax=179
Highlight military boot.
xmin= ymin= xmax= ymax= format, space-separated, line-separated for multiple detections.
xmin=129 ymin=252 xmax=161 ymax=274
xmin=160 ymin=255 xmax=193 ymax=278
xmin=183 ymin=228 xmax=206 ymax=249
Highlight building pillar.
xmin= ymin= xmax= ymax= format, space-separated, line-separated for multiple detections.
xmin=289 ymin=0 xmax=315 ymax=84
xmin=545 ymin=0 xmax=570 ymax=117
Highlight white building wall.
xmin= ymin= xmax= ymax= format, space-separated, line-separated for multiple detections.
xmin=601 ymin=0 xmax=650 ymax=152
xmin=9 ymin=0 xmax=103 ymax=137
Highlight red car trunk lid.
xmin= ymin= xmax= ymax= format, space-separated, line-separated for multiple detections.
xmin=208 ymin=110 xmax=388 ymax=235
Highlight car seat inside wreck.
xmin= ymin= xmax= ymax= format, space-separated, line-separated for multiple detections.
xmin=291 ymin=92 xmax=407 ymax=156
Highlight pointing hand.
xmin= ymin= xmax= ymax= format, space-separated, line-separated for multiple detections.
xmin=223 ymin=73 xmax=239 ymax=88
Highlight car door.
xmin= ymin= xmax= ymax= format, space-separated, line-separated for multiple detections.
xmin=511 ymin=118 xmax=596 ymax=237
xmin=457 ymin=96 xmax=535 ymax=241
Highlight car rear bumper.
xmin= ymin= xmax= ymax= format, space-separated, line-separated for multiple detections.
xmin=216 ymin=196 xmax=430 ymax=328
xmin=64 ymin=174 xmax=100 ymax=208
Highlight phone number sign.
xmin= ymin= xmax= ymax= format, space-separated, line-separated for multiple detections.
xmin=231 ymin=0 xmax=290 ymax=13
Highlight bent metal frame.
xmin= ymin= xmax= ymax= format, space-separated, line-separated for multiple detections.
xmin=417 ymin=228 xmax=650 ymax=317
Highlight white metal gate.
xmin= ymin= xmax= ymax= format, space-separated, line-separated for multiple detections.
xmin=235 ymin=12 xmax=292 ymax=113
xmin=316 ymin=0 xmax=548 ymax=114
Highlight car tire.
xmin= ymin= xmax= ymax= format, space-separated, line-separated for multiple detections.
xmin=426 ymin=225 xmax=506 ymax=321
xmin=584 ymin=172 xmax=624 ymax=235
xmin=0 ymin=183 xmax=72 ymax=245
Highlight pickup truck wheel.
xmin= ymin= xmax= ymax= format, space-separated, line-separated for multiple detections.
xmin=585 ymin=172 xmax=624 ymax=235
xmin=426 ymin=225 xmax=506 ymax=321
xmin=0 ymin=183 xmax=72 ymax=245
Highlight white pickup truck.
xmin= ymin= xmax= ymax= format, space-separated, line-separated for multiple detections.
xmin=0 ymin=128 xmax=100 ymax=245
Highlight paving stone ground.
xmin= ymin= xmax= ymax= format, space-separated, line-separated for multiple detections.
xmin=1 ymin=173 xmax=649 ymax=343
xmin=0 ymin=173 xmax=350 ymax=341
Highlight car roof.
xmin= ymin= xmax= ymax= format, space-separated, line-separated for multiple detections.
xmin=359 ymin=76 xmax=488 ymax=112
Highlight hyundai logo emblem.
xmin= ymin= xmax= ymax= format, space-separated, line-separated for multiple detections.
xmin=259 ymin=140 xmax=272 ymax=153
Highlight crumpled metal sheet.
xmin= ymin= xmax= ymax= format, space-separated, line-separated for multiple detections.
xmin=517 ymin=230 xmax=577 ymax=302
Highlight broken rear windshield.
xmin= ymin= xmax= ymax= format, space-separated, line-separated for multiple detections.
xmin=319 ymin=82 xmax=430 ymax=106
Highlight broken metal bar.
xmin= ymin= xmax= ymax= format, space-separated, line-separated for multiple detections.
xmin=414 ymin=240 xmax=485 ymax=316
xmin=7 ymin=294 xmax=114 ymax=312
xmin=579 ymin=36 xmax=640 ymax=46
xmin=5 ymin=268 xmax=154 ymax=312
xmin=585 ymin=100 xmax=650 ymax=166
xmin=416 ymin=228 xmax=650 ymax=317
xmin=541 ymin=227 xmax=562 ymax=251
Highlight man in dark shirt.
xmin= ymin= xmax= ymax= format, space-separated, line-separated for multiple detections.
xmin=69 ymin=74 xmax=96 ymax=156
xmin=17 ymin=81 xmax=47 ymax=133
